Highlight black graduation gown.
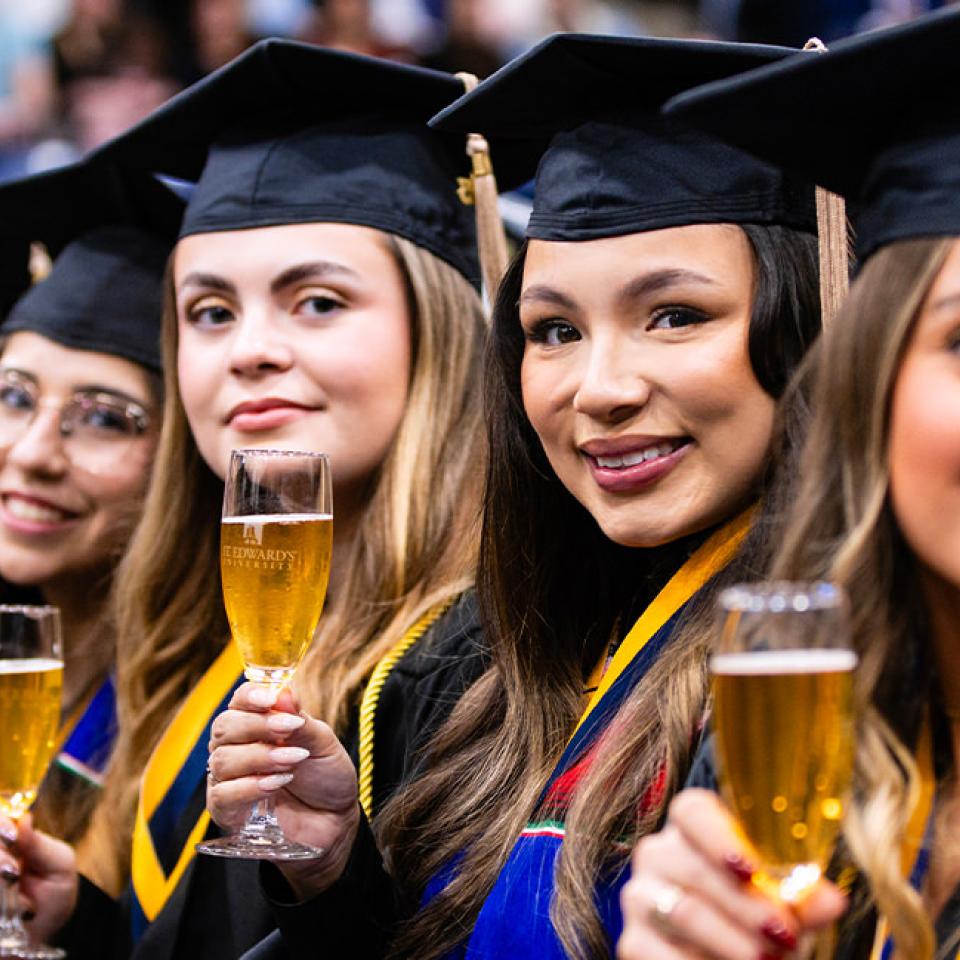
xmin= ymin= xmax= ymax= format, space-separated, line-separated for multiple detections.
xmin=54 ymin=592 xmax=487 ymax=960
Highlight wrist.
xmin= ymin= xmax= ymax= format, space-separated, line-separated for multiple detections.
xmin=279 ymin=803 xmax=362 ymax=901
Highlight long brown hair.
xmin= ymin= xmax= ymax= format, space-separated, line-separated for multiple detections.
xmin=80 ymin=235 xmax=487 ymax=895
xmin=381 ymin=224 xmax=822 ymax=960
xmin=768 ymin=237 xmax=953 ymax=960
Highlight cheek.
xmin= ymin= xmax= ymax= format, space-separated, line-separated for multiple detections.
xmin=889 ymin=361 xmax=960 ymax=584
xmin=520 ymin=354 xmax=575 ymax=458
xmin=177 ymin=333 xmax=228 ymax=472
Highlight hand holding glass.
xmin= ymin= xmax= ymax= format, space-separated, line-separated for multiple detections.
xmin=0 ymin=605 xmax=65 ymax=959
xmin=711 ymin=583 xmax=856 ymax=903
xmin=197 ymin=449 xmax=332 ymax=860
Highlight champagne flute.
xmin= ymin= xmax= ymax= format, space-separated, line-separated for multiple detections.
xmin=0 ymin=605 xmax=65 ymax=960
xmin=197 ymin=449 xmax=333 ymax=860
xmin=711 ymin=582 xmax=857 ymax=904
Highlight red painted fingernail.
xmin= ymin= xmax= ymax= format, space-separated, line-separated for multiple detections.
xmin=761 ymin=918 xmax=798 ymax=951
xmin=723 ymin=852 xmax=756 ymax=883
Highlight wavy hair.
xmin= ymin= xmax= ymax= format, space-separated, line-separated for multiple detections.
xmin=79 ymin=236 xmax=486 ymax=895
xmin=381 ymin=223 xmax=822 ymax=959
xmin=768 ymin=237 xmax=954 ymax=960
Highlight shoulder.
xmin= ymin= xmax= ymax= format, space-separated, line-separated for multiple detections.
xmin=390 ymin=590 xmax=487 ymax=683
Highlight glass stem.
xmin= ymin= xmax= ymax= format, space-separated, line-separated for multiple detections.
xmin=242 ymin=792 xmax=283 ymax=840
xmin=0 ymin=871 xmax=28 ymax=949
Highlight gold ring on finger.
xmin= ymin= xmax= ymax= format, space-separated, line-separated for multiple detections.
xmin=647 ymin=882 xmax=684 ymax=935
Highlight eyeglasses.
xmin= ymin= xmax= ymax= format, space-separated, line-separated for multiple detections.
xmin=0 ymin=369 xmax=152 ymax=476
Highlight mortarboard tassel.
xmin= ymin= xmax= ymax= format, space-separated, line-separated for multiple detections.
xmin=29 ymin=242 xmax=52 ymax=285
xmin=804 ymin=38 xmax=852 ymax=326
xmin=456 ymin=72 xmax=509 ymax=305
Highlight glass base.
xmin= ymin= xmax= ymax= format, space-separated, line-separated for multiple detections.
xmin=196 ymin=833 xmax=323 ymax=861
xmin=0 ymin=943 xmax=66 ymax=959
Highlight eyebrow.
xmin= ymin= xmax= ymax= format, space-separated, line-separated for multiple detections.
xmin=929 ymin=293 xmax=960 ymax=314
xmin=620 ymin=268 xmax=720 ymax=302
xmin=519 ymin=268 xmax=719 ymax=313
xmin=269 ymin=261 xmax=361 ymax=296
xmin=519 ymin=285 xmax=579 ymax=311
xmin=75 ymin=385 xmax=151 ymax=408
xmin=0 ymin=367 xmax=150 ymax=409
xmin=177 ymin=272 xmax=238 ymax=297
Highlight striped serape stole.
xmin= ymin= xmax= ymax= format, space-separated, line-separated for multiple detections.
xmin=57 ymin=675 xmax=117 ymax=787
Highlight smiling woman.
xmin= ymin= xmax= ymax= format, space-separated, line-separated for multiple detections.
xmin=0 ymin=156 xmax=173 ymax=850
xmin=518 ymin=225 xmax=772 ymax=547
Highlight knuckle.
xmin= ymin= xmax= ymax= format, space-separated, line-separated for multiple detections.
xmin=633 ymin=828 xmax=673 ymax=869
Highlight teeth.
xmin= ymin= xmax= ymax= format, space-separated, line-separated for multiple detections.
xmin=4 ymin=497 xmax=68 ymax=523
xmin=596 ymin=442 xmax=679 ymax=469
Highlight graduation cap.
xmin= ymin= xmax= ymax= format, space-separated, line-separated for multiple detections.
xmin=430 ymin=33 xmax=817 ymax=243
xmin=97 ymin=39 xmax=491 ymax=285
xmin=663 ymin=6 xmax=960 ymax=264
xmin=0 ymin=157 xmax=181 ymax=372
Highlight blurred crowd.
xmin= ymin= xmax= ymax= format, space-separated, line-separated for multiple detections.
xmin=0 ymin=0 xmax=954 ymax=182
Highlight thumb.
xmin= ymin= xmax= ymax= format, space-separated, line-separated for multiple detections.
xmin=795 ymin=880 xmax=848 ymax=930
xmin=274 ymin=687 xmax=301 ymax=715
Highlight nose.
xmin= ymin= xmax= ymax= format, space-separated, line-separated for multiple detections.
xmin=5 ymin=408 xmax=70 ymax=478
xmin=227 ymin=310 xmax=296 ymax=379
xmin=573 ymin=331 xmax=653 ymax=423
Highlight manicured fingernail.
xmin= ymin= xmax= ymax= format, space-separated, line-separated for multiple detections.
xmin=258 ymin=773 xmax=295 ymax=791
xmin=249 ymin=687 xmax=278 ymax=709
xmin=0 ymin=824 xmax=16 ymax=844
xmin=269 ymin=747 xmax=310 ymax=764
xmin=723 ymin=852 xmax=756 ymax=883
xmin=267 ymin=713 xmax=306 ymax=733
xmin=760 ymin=919 xmax=798 ymax=951
xmin=0 ymin=863 xmax=19 ymax=883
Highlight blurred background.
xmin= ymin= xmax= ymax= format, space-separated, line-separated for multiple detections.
xmin=0 ymin=0 xmax=953 ymax=181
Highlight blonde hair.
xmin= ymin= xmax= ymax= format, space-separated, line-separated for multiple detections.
xmin=80 ymin=235 xmax=486 ymax=895
xmin=769 ymin=237 xmax=954 ymax=960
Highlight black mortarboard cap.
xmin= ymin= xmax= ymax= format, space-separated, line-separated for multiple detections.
xmin=664 ymin=7 xmax=960 ymax=263
xmin=0 ymin=157 xmax=181 ymax=372
xmin=98 ymin=39 xmax=483 ymax=283
xmin=430 ymin=33 xmax=817 ymax=242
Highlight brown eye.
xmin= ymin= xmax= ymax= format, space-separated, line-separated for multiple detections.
xmin=649 ymin=307 xmax=709 ymax=330
xmin=530 ymin=320 xmax=581 ymax=345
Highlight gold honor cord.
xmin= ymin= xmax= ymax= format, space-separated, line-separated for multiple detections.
xmin=357 ymin=596 xmax=459 ymax=821
xmin=455 ymin=71 xmax=510 ymax=307
xmin=803 ymin=38 xmax=852 ymax=327
xmin=572 ymin=508 xmax=754 ymax=742
xmin=868 ymin=718 xmax=953 ymax=960
xmin=131 ymin=640 xmax=244 ymax=924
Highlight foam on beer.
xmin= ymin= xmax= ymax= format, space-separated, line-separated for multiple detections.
xmin=711 ymin=649 xmax=858 ymax=674
xmin=0 ymin=658 xmax=63 ymax=674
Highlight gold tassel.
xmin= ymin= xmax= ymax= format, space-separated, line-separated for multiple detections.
xmin=803 ymin=38 xmax=851 ymax=326
xmin=455 ymin=72 xmax=509 ymax=306
xmin=29 ymin=242 xmax=52 ymax=284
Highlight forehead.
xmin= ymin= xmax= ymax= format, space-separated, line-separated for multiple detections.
xmin=0 ymin=330 xmax=151 ymax=399
xmin=173 ymin=221 xmax=397 ymax=286
xmin=522 ymin=223 xmax=752 ymax=288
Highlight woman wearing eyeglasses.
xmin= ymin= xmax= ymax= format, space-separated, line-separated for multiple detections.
xmin=0 ymin=157 xmax=173 ymax=850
